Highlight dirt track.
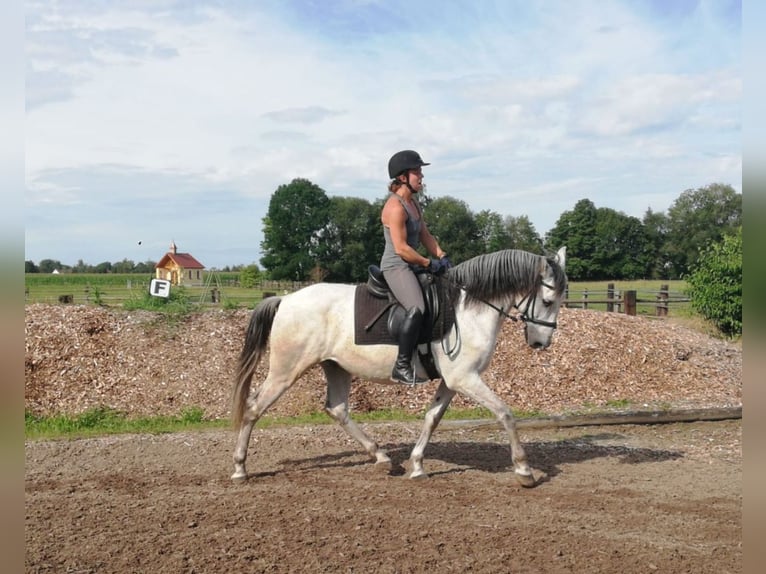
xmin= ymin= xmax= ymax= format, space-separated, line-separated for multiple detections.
xmin=24 ymin=303 xmax=743 ymax=572
xmin=25 ymin=418 xmax=741 ymax=574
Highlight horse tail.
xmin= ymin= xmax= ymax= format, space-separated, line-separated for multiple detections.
xmin=232 ymin=296 xmax=282 ymax=428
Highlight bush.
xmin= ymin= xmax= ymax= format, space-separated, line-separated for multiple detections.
xmin=122 ymin=285 xmax=196 ymax=318
xmin=239 ymin=264 xmax=261 ymax=288
xmin=685 ymin=227 xmax=742 ymax=337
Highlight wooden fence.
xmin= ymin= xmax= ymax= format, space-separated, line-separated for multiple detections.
xmin=26 ymin=277 xmax=689 ymax=317
xmin=563 ymin=284 xmax=690 ymax=316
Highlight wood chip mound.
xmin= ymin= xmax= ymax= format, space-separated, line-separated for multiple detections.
xmin=24 ymin=304 xmax=742 ymax=419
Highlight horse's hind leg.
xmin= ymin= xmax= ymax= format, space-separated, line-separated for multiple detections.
xmin=409 ymin=379 xmax=456 ymax=479
xmin=321 ymin=361 xmax=392 ymax=470
xmin=232 ymin=373 xmax=295 ymax=482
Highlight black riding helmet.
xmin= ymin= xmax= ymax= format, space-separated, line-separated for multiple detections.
xmin=388 ymin=150 xmax=430 ymax=179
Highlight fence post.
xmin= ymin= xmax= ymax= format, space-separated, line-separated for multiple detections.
xmin=624 ymin=290 xmax=637 ymax=316
xmin=607 ymin=282 xmax=614 ymax=312
xmin=657 ymin=284 xmax=669 ymax=317
xmin=582 ymin=288 xmax=589 ymax=310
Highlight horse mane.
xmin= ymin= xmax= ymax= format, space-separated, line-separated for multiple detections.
xmin=446 ymin=249 xmax=566 ymax=308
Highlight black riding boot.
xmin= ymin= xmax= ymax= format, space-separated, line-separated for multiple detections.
xmin=391 ymin=308 xmax=429 ymax=385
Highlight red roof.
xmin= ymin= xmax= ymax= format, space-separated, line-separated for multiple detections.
xmin=155 ymin=252 xmax=205 ymax=270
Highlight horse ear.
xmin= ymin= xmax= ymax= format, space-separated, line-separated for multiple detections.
xmin=555 ymin=246 xmax=566 ymax=269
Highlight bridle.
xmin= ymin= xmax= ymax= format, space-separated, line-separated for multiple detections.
xmin=439 ymin=272 xmax=561 ymax=358
xmin=512 ymin=281 xmax=559 ymax=329
xmin=480 ymin=280 xmax=559 ymax=330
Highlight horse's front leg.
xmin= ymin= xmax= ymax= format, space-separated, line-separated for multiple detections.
xmin=451 ymin=373 xmax=536 ymax=487
xmin=409 ymin=380 xmax=456 ymax=479
xmin=495 ymin=409 xmax=535 ymax=487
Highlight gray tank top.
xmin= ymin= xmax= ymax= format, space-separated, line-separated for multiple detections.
xmin=380 ymin=194 xmax=422 ymax=271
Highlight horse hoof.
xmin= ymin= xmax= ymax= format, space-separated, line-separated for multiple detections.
xmin=515 ymin=471 xmax=537 ymax=488
xmin=374 ymin=460 xmax=393 ymax=474
xmin=409 ymin=471 xmax=429 ymax=480
xmin=231 ymin=472 xmax=248 ymax=483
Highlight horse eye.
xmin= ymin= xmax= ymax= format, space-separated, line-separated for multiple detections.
xmin=542 ymin=298 xmax=553 ymax=308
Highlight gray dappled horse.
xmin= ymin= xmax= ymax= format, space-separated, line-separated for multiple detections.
xmin=232 ymin=247 xmax=567 ymax=487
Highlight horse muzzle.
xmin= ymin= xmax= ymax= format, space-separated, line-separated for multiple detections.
xmin=524 ymin=324 xmax=554 ymax=350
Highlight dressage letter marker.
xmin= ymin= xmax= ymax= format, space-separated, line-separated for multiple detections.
xmin=150 ymin=279 xmax=171 ymax=298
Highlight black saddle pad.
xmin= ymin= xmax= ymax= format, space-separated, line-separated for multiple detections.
xmin=354 ymin=286 xmax=396 ymax=345
xmin=353 ymin=283 xmax=456 ymax=346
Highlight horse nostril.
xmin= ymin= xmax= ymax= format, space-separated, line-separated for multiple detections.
xmin=531 ymin=341 xmax=544 ymax=350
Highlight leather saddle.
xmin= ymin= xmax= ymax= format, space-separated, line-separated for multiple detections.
xmin=359 ymin=265 xmax=454 ymax=380
xmin=365 ymin=264 xmax=442 ymax=345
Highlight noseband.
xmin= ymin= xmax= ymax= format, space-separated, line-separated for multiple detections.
xmin=512 ymin=281 xmax=558 ymax=329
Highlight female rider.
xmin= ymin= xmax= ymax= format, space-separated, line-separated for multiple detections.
xmin=380 ymin=150 xmax=450 ymax=385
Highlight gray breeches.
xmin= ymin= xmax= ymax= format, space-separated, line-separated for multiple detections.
xmin=382 ymin=266 xmax=425 ymax=313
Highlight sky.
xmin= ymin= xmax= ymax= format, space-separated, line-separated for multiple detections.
xmin=24 ymin=0 xmax=742 ymax=270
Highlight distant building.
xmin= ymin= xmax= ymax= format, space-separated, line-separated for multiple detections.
xmin=155 ymin=241 xmax=205 ymax=286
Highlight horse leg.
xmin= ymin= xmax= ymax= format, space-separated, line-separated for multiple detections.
xmin=408 ymin=379 xmax=456 ymax=479
xmin=321 ymin=361 xmax=393 ymax=470
xmin=231 ymin=372 xmax=296 ymax=482
xmin=452 ymin=374 xmax=536 ymax=487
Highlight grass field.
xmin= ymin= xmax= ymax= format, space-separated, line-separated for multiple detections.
xmin=563 ymin=279 xmax=691 ymax=317
xmin=24 ymin=273 xmax=691 ymax=316
xmin=24 ymin=405 xmax=505 ymax=440
xmin=24 ymin=272 xmax=262 ymax=308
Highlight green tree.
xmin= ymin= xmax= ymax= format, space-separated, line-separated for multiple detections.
xmin=544 ymin=199 xmax=598 ymax=279
xmin=686 ymin=227 xmax=742 ymax=337
xmin=25 ymin=260 xmax=39 ymax=273
xmin=505 ymin=215 xmax=543 ymax=253
xmin=475 ymin=210 xmax=511 ymax=253
xmin=320 ymin=196 xmax=381 ymax=282
xmin=665 ymin=183 xmax=741 ymax=278
xmin=134 ymin=260 xmax=157 ymax=274
xmin=423 ymin=196 xmax=481 ymax=264
xmin=545 ymin=200 xmax=655 ymax=279
xmin=260 ymin=178 xmax=331 ymax=281
xmin=94 ymin=261 xmax=112 ymax=274
xmin=38 ymin=259 xmax=63 ymax=274
xmin=642 ymin=208 xmax=670 ymax=279
xmin=591 ymin=208 xmax=652 ymax=279
xmin=112 ymin=258 xmax=135 ymax=273
xmin=72 ymin=259 xmax=91 ymax=273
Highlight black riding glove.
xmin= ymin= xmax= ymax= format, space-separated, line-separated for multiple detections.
xmin=428 ymin=258 xmax=446 ymax=275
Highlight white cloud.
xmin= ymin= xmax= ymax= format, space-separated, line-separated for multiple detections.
xmin=24 ymin=0 xmax=742 ymax=268
xmin=577 ymin=70 xmax=741 ymax=137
